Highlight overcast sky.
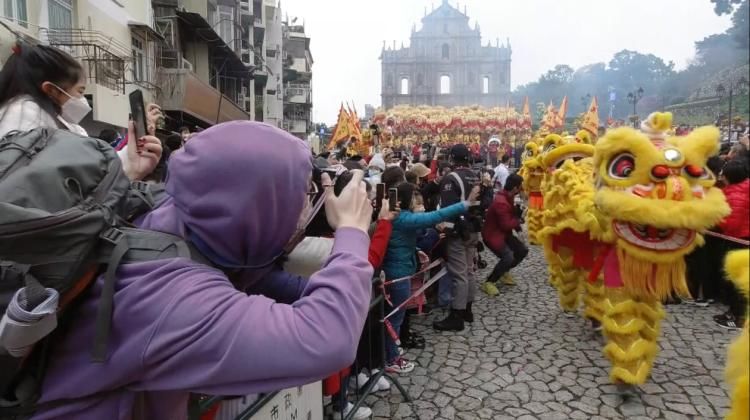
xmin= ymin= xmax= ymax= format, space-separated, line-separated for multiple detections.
xmin=280 ymin=0 xmax=732 ymax=124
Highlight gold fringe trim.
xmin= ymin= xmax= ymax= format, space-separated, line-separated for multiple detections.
xmin=601 ymin=288 xmax=664 ymax=385
xmin=526 ymin=208 xmax=544 ymax=245
xmin=583 ymin=277 xmax=605 ymax=322
xmin=558 ymin=267 xmax=584 ymax=313
xmin=617 ymin=248 xmax=690 ymax=301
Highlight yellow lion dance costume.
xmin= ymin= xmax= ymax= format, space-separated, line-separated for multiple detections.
xmin=519 ymin=140 xmax=545 ymax=245
xmin=537 ymin=134 xmax=609 ymax=324
xmin=594 ymin=113 xmax=730 ymax=388
xmin=724 ymin=250 xmax=749 ymax=420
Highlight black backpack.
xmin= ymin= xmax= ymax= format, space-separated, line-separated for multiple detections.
xmin=0 ymin=128 xmax=205 ymax=415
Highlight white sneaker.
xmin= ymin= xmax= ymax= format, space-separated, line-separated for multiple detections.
xmin=353 ymin=372 xmax=370 ymax=390
xmin=343 ymin=402 xmax=372 ymax=419
xmin=386 ymin=357 xmax=415 ymax=374
xmin=374 ymin=375 xmax=391 ymax=392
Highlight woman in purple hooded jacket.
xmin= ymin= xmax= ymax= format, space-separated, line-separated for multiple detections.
xmin=31 ymin=121 xmax=375 ymax=419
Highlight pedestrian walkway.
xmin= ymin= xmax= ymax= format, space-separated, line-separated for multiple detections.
xmin=367 ymin=244 xmax=734 ymax=419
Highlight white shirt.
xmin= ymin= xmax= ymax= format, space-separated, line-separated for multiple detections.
xmin=493 ymin=163 xmax=509 ymax=192
xmin=0 ymin=95 xmax=137 ymax=177
xmin=0 ymin=95 xmax=88 ymax=138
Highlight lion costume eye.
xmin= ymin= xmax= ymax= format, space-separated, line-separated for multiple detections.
xmin=544 ymin=144 xmax=556 ymax=153
xmin=608 ymin=153 xmax=635 ymax=179
xmin=684 ymin=164 xmax=708 ymax=179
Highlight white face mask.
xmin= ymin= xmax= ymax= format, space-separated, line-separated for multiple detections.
xmin=52 ymin=84 xmax=91 ymax=124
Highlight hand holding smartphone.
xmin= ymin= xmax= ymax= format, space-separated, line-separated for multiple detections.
xmin=389 ymin=187 xmax=398 ymax=211
xmin=129 ymin=90 xmax=148 ymax=152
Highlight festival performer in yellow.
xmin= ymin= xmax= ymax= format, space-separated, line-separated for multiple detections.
xmin=593 ymin=112 xmax=730 ymax=391
xmin=519 ymin=139 xmax=545 ymax=245
xmin=537 ymin=134 xmax=607 ymax=320
xmin=724 ymin=249 xmax=749 ymax=420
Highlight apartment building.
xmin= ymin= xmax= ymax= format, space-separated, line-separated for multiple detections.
xmin=282 ymin=20 xmax=312 ymax=140
xmin=0 ymin=0 xmax=310 ymax=136
xmin=261 ymin=0 xmax=282 ymax=127
xmin=0 ymin=0 xmax=163 ymax=134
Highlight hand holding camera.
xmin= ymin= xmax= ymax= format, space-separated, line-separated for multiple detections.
xmin=324 ymin=170 xmax=373 ymax=234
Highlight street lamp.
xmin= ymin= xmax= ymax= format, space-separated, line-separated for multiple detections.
xmin=716 ymin=77 xmax=748 ymax=142
xmin=627 ymin=87 xmax=644 ymax=127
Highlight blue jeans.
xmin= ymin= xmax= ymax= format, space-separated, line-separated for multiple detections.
xmin=385 ymin=280 xmax=411 ymax=363
xmin=438 ymin=271 xmax=453 ymax=307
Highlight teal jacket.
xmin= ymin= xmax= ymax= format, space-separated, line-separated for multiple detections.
xmin=382 ymin=202 xmax=468 ymax=281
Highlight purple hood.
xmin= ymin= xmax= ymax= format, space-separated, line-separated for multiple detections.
xmin=141 ymin=120 xmax=311 ymax=268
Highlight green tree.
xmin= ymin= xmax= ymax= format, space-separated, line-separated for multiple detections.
xmin=710 ymin=0 xmax=744 ymax=15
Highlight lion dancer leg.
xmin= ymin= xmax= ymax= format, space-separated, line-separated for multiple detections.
xmin=556 ymin=253 xmax=583 ymax=315
xmin=602 ymin=288 xmax=664 ymax=393
xmin=583 ymin=276 xmax=606 ymax=330
xmin=526 ymin=207 xmax=543 ymax=245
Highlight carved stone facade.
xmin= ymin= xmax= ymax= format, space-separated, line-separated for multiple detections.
xmin=380 ymin=0 xmax=512 ymax=109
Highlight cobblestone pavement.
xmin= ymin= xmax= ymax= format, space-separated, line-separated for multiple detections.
xmin=365 ymin=244 xmax=736 ymax=420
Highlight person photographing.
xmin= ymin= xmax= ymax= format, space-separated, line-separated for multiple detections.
xmin=433 ymin=144 xmax=483 ymax=331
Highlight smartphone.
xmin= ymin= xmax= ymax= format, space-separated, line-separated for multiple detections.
xmin=388 ymin=187 xmax=398 ymax=211
xmin=129 ymin=90 xmax=148 ymax=140
xmin=376 ymin=183 xmax=385 ymax=204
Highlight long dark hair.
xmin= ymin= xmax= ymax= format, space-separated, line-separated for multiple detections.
xmin=0 ymin=42 xmax=84 ymax=116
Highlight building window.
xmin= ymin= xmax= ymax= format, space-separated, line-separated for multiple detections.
xmin=482 ymin=76 xmax=490 ymax=94
xmin=441 ymin=43 xmax=450 ymax=59
xmin=217 ymin=5 xmax=235 ymax=49
xmin=48 ymin=0 xmax=73 ymax=30
xmin=131 ymin=36 xmax=145 ymax=82
xmin=3 ymin=0 xmax=27 ymax=27
xmin=440 ymin=75 xmax=450 ymax=95
xmin=400 ymin=78 xmax=409 ymax=95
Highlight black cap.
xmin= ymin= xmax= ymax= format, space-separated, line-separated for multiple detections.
xmin=449 ymin=144 xmax=470 ymax=161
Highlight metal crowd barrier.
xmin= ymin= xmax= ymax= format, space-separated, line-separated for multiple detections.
xmin=336 ymin=277 xmax=411 ymax=420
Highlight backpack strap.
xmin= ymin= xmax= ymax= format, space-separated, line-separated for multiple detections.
xmin=449 ymin=172 xmax=466 ymax=200
xmin=89 ymin=228 xmax=213 ymax=362
xmin=91 ymin=228 xmax=129 ymax=362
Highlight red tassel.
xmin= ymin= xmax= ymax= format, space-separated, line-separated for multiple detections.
xmin=11 ymin=43 xmax=21 ymax=55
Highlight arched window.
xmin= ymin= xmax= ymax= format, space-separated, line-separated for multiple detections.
xmin=440 ymin=75 xmax=451 ymax=94
xmin=482 ymin=76 xmax=490 ymax=94
xmin=400 ymin=78 xmax=409 ymax=95
xmin=441 ymin=43 xmax=450 ymax=59
xmin=417 ymin=73 xmax=424 ymax=86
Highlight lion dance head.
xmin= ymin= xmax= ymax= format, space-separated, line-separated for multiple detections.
xmin=593 ymin=112 xmax=730 ymax=300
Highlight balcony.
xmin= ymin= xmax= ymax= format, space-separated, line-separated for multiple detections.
xmin=284 ymin=84 xmax=311 ymax=104
xmin=253 ymin=55 xmax=268 ymax=86
xmin=175 ymin=10 xmax=247 ymax=72
xmin=283 ymin=119 xmax=309 ymax=135
xmin=157 ymin=68 xmax=250 ymax=125
xmin=43 ymin=29 xmax=129 ymax=94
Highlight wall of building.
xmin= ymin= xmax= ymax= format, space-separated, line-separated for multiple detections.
xmin=380 ymin=3 xmax=511 ymax=110
xmin=263 ymin=0 xmax=283 ymax=128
